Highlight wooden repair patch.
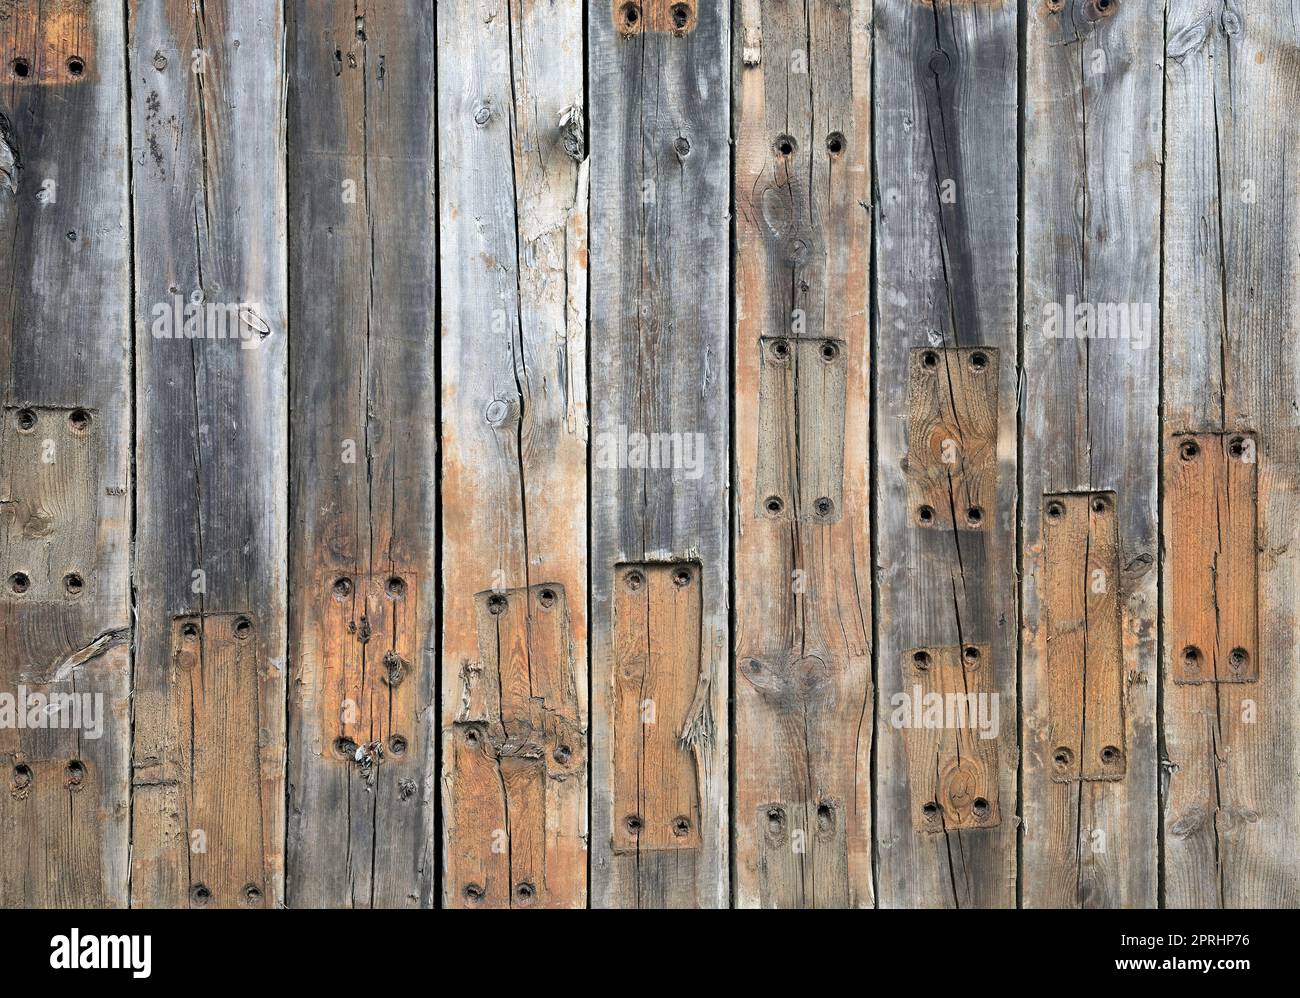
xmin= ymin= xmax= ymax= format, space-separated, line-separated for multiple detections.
xmin=1 ymin=753 xmax=101 ymax=905
xmin=756 ymin=799 xmax=848 ymax=908
xmin=0 ymin=405 xmax=98 ymax=603
xmin=1041 ymin=492 xmax=1127 ymax=782
xmin=316 ymin=570 xmax=421 ymax=757
xmin=1167 ymin=432 xmax=1259 ymax=684
xmin=755 ymin=337 xmax=847 ymax=523
xmin=612 ymin=562 xmax=705 ymax=852
xmin=906 ymin=347 xmax=998 ymax=531
xmin=4 ymin=1 xmax=96 ymax=85
xmin=167 ymin=613 xmax=269 ymax=908
xmin=902 ymin=643 xmax=1000 ymax=831
xmin=447 ymin=584 xmax=583 ymax=907
xmin=613 ymin=1 xmax=697 ymax=36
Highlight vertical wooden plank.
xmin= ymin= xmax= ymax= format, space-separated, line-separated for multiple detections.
xmin=873 ymin=0 xmax=1019 ymax=907
xmin=285 ymin=1 xmax=437 ymax=909
xmin=1162 ymin=0 xmax=1300 ymax=907
xmin=0 ymin=0 xmax=131 ymax=907
xmin=128 ymin=0 xmax=287 ymax=908
xmin=439 ymin=0 xmax=588 ymax=908
xmin=589 ymin=0 xmax=730 ymax=908
xmin=1022 ymin=0 xmax=1160 ymax=908
xmin=732 ymin=0 xmax=872 ymax=908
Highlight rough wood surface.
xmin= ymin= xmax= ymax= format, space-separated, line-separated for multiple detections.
xmin=873 ymin=0 xmax=1019 ymax=908
xmin=1161 ymin=0 xmax=1300 ymax=908
xmin=589 ymin=0 xmax=730 ymax=908
xmin=732 ymin=0 xmax=872 ymax=909
xmin=439 ymin=0 xmax=588 ymax=908
xmin=128 ymin=0 xmax=287 ymax=909
xmin=284 ymin=0 xmax=437 ymax=909
xmin=1021 ymin=0 xmax=1161 ymax=909
xmin=0 ymin=0 xmax=132 ymax=908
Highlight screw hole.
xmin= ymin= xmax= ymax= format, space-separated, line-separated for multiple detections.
xmin=1228 ymin=436 xmax=1247 ymax=458
xmin=538 ymin=587 xmax=556 ymax=608
xmin=970 ymin=351 xmax=988 ymax=371
xmin=67 ymin=56 xmax=85 ymax=76
xmin=774 ymin=134 xmax=796 ymax=157
xmin=971 ymin=797 xmax=990 ymax=818
xmin=385 ymin=575 xmax=406 ymax=599
xmin=389 ymin=735 xmax=407 ymax=757
xmin=190 ymin=883 xmax=212 ymax=905
xmin=912 ymin=649 xmax=931 ymax=671
xmin=1045 ymin=500 xmax=1065 ymax=521
xmin=1100 ymin=745 xmax=1122 ymax=765
xmin=962 ymin=645 xmax=981 ymax=665
xmin=1052 ymin=746 xmax=1074 ymax=769
xmin=232 ymin=615 xmax=253 ymax=640
xmin=15 ymin=408 xmax=37 ymax=432
xmin=619 ymin=3 xmax=641 ymax=30
xmin=1091 ymin=495 xmax=1109 ymax=514
xmin=332 ymin=576 xmax=353 ymax=599
xmin=12 ymin=58 xmax=29 ymax=78
xmin=63 ymin=572 xmax=84 ymax=596
xmin=921 ymin=801 xmax=940 ymax=819
xmin=487 ymin=593 xmax=508 ymax=614
xmin=625 ymin=814 xmax=643 ymax=833
xmin=672 ymin=815 xmax=691 ymax=837
xmin=672 ymin=567 xmax=691 ymax=588
xmin=623 ymin=570 xmax=644 ymax=592
xmin=826 ymin=131 xmax=845 ymax=156
xmin=764 ymin=495 xmax=785 ymax=517
xmin=814 ymin=497 xmax=834 ymax=518
xmin=820 ymin=340 xmax=839 ymax=362
xmin=515 ymin=881 xmax=536 ymax=902
xmin=553 ymin=743 xmax=572 ymax=765
xmin=12 ymin=763 xmax=33 ymax=790
xmin=1229 ymin=647 xmax=1249 ymax=670
xmin=181 ymin=621 xmax=199 ymax=639
xmin=965 ymin=506 xmax=983 ymax=526
xmin=1180 ymin=439 xmax=1200 ymax=461
xmin=333 ymin=736 xmax=357 ymax=760
xmin=670 ymin=2 xmax=690 ymax=30
xmin=770 ymin=338 xmax=790 ymax=361
xmin=8 ymin=572 xmax=30 ymax=595
xmin=921 ymin=350 xmax=939 ymax=369
xmin=1182 ymin=645 xmax=1202 ymax=669
xmin=68 ymin=408 xmax=92 ymax=432
xmin=917 ymin=505 xmax=935 ymax=525
xmin=64 ymin=759 xmax=87 ymax=787
xmin=243 ymin=883 xmax=263 ymax=905
xmin=463 ymin=883 xmax=485 ymax=903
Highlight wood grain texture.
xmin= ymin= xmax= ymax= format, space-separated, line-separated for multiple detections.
xmin=439 ymin=0 xmax=588 ymax=908
xmin=128 ymin=0 xmax=287 ymax=909
xmin=589 ymin=0 xmax=730 ymax=908
xmin=873 ymin=0 xmax=1019 ymax=908
xmin=732 ymin=0 xmax=872 ymax=909
xmin=285 ymin=0 xmax=437 ymax=909
xmin=1021 ymin=0 xmax=1161 ymax=909
xmin=0 ymin=0 xmax=131 ymax=908
xmin=1161 ymin=0 xmax=1300 ymax=907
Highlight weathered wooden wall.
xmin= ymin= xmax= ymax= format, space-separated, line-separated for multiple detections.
xmin=1 ymin=0 xmax=1297 ymax=909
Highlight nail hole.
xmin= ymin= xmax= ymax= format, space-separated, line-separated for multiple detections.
xmin=12 ymin=58 xmax=29 ymax=78
xmin=232 ymin=615 xmax=253 ymax=640
xmin=965 ymin=506 xmax=983 ymax=526
xmin=538 ymin=587 xmax=557 ymax=608
xmin=332 ymin=576 xmax=353 ymax=599
xmin=389 ymin=735 xmax=407 ymax=757
xmin=1091 ymin=495 xmax=1109 ymax=514
xmin=826 ymin=131 xmax=845 ymax=156
xmin=1229 ymin=647 xmax=1249 ymax=670
xmin=243 ymin=883 xmax=263 ymax=905
xmin=670 ymin=2 xmax=690 ymax=30
xmin=553 ymin=743 xmax=572 ymax=765
xmin=814 ymin=497 xmax=834 ymax=518
xmin=515 ymin=881 xmax=536 ymax=902
xmin=67 ymin=56 xmax=85 ymax=76
xmin=12 ymin=763 xmax=33 ymax=790
xmin=385 ymin=575 xmax=406 ymax=599
xmin=465 ymin=728 xmax=479 ymax=744
xmin=922 ymin=801 xmax=940 ymax=819
xmin=68 ymin=408 xmax=92 ymax=432
xmin=917 ymin=505 xmax=934 ymax=525
xmin=672 ymin=567 xmax=691 ymax=588
xmin=912 ymin=649 xmax=931 ymax=671
xmin=1045 ymin=500 xmax=1065 ymax=521
xmin=972 ymin=797 xmax=990 ymax=818
xmin=1180 ymin=440 xmax=1200 ymax=461
xmin=770 ymin=338 xmax=790 ymax=361
xmin=1228 ymin=436 xmax=1247 ymax=458
xmin=1052 ymin=746 xmax=1074 ymax=769
xmin=15 ymin=408 xmax=37 ymax=432
xmin=487 ymin=593 xmax=508 ymax=614
xmin=619 ymin=3 xmax=641 ymax=30
xmin=764 ymin=495 xmax=785 ymax=516
xmin=921 ymin=350 xmax=939 ymax=369
xmin=820 ymin=340 xmax=839 ymax=362
xmin=774 ymin=134 xmax=796 ymax=157
xmin=625 ymin=814 xmax=643 ymax=833
xmin=1182 ymin=646 xmax=1202 ymax=669
xmin=63 ymin=572 xmax=84 ymax=596
xmin=8 ymin=572 xmax=30 ymax=595
xmin=181 ymin=621 xmax=199 ymax=639
xmin=962 ymin=645 xmax=981 ymax=665
xmin=463 ymin=883 xmax=485 ymax=903
xmin=190 ymin=883 xmax=212 ymax=905
xmin=333 ymin=736 xmax=357 ymax=759
xmin=970 ymin=351 xmax=988 ymax=371
xmin=1100 ymin=745 xmax=1122 ymax=765
xmin=672 ymin=815 xmax=691 ymax=837
xmin=65 ymin=759 xmax=87 ymax=788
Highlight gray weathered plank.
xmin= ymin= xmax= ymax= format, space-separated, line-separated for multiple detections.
xmin=1161 ymin=0 xmax=1300 ymax=908
xmin=285 ymin=0 xmax=438 ymax=908
xmin=1021 ymin=0 xmax=1161 ymax=908
xmin=0 ymin=0 xmax=132 ymax=908
xmin=732 ymin=0 xmax=873 ymax=909
xmin=128 ymin=0 xmax=288 ymax=909
xmin=873 ymin=0 xmax=1019 ymax=908
xmin=438 ymin=0 xmax=588 ymax=909
xmin=589 ymin=0 xmax=730 ymax=908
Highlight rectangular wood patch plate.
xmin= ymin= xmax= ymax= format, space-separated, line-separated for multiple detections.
xmin=1041 ymin=491 xmax=1127 ymax=782
xmin=1167 ymin=432 xmax=1259 ymax=683
xmin=612 ymin=562 xmax=704 ymax=852
xmin=906 ymin=347 xmax=998 ymax=531
xmin=755 ymin=336 xmax=847 ymax=523
xmin=0 ymin=405 xmax=98 ymax=602
xmin=4 ymin=3 xmax=96 ymax=86
xmin=901 ymin=643 xmax=1000 ymax=831
xmin=446 ymin=583 xmax=583 ymax=907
